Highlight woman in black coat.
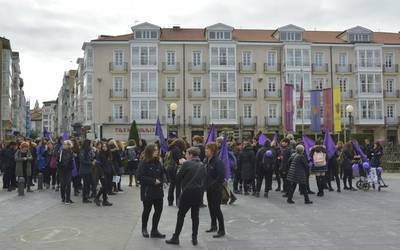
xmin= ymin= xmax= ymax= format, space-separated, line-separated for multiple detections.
xmin=94 ymin=143 xmax=113 ymax=206
xmin=137 ymin=144 xmax=166 ymax=239
xmin=341 ymin=142 xmax=356 ymax=191
xmin=238 ymin=141 xmax=256 ymax=195
xmin=286 ymin=144 xmax=313 ymax=204
xmin=59 ymin=140 xmax=74 ymax=204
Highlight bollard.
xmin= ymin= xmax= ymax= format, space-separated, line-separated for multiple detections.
xmin=18 ymin=177 xmax=25 ymax=196
xmin=38 ymin=173 xmax=43 ymax=190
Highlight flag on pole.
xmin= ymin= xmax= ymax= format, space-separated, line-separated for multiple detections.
xmin=302 ymin=135 xmax=315 ymax=162
xmin=219 ymin=134 xmax=231 ymax=180
xmin=205 ymin=124 xmax=217 ymax=145
xmin=62 ymin=131 xmax=69 ymax=141
xmin=333 ymin=85 xmax=342 ymax=133
xmin=43 ymin=127 xmax=50 ymax=139
xmin=284 ymin=84 xmax=295 ymax=132
xmin=155 ymin=117 xmax=168 ymax=153
xmin=323 ymin=88 xmax=333 ymax=132
xmin=258 ymin=133 xmax=267 ymax=145
xmin=310 ymin=90 xmax=321 ymax=133
xmin=323 ymin=130 xmax=336 ymax=160
xmin=352 ymin=139 xmax=368 ymax=162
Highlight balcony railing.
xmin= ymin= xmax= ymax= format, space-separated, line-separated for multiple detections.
xmin=383 ymin=64 xmax=399 ymax=74
xmin=108 ymin=116 xmax=129 ymax=123
xmin=264 ymin=63 xmax=281 ymax=73
xmin=240 ymin=116 xmax=257 ymax=127
xmin=188 ymin=89 xmax=206 ymax=99
xmin=355 ymin=63 xmax=382 ymax=71
xmin=335 ymin=64 xmax=352 ymax=74
xmin=312 ymin=63 xmax=329 ymax=74
xmin=239 ymin=89 xmax=257 ymax=99
xmin=342 ymin=90 xmax=353 ymax=99
xmin=109 ymin=89 xmax=128 ymax=99
xmin=355 ymin=88 xmax=383 ymax=96
xmin=109 ymin=62 xmax=128 ymax=73
xmin=383 ymin=90 xmax=400 ymax=98
xmin=264 ymin=89 xmax=281 ymax=98
xmin=162 ymin=62 xmax=180 ymax=73
xmin=188 ymin=62 xmax=207 ymax=73
xmin=189 ymin=116 xmax=207 ymax=127
xmin=162 ymin=89 xmax=180 ymax=99
xmin=264 ymin=116 xmax=281 ymax=126
xmin=239 ymin=62 xmax=256 ymax=73
xmin=162 ymin=115 xmax=181 ymax=125
xmin=385 ymin=116 xmax=399 ymax=125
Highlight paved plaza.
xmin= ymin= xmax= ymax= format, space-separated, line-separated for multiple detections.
xmin=0 ymin=174 xmax=399 ymax=250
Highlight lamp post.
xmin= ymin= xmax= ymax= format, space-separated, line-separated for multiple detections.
xmin=170 ymin=102 xmax=177 ymax=125
xmin=345 ymin=104 xmax=354 ymax=142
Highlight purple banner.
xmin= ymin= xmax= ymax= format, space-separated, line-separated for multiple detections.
xmin=310 ymin=90 xmax=321 ymax=133
xmin=284 ymin=84 xmax=294 ymax=132
xmin=302 ymin=135 xmax=315 ymax=162
xmin=323 ymin=88 xmax=333 ymax=132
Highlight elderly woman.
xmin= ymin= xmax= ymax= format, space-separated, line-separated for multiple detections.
xmin=15 ymin=142 xmax=33 ymax=193
xmin=59 ymin=140 xmax=74 ymax=204
xmin=286 ymin=144 xmax=313 ymax=205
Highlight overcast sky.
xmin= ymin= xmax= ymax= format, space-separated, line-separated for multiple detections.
xmin=1 ymin=0 xmax=399 ymax=108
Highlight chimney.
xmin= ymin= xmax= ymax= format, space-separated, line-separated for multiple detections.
xmin=173 ymin=26 xmax=181 ymax=31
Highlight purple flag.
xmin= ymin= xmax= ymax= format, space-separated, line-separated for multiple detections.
xmin=219 ymin=134 xmax=231 ymax=180
xmin=258 ymin=134 xmax=267 ymax=145
xmin=302 ymin=135 xmax=315 ymax=161
xmin=155 ymin=117 xmax=168 ymax=153
xmin=352 ymin=139 xmax=368 ymax=162
xmin=43 ymin=127 xmax=50 ymax=139
xmin=310 ymin=90 xmax=321 ymax=133
xmin=323 ymin=130 xmax=336 ymax=160
xmin=205 ymin=124 xmax=217 ymax=145
xmin=62 ymin=131 xmax=69 ymax=141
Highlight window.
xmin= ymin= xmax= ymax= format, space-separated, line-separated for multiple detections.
xmin=360 ymin=100 xmax=383 ymax=119
xmin=268 ymin=104 xmax=277 ymax=118
xmin=85 ymin=73 xmax=93 ymax=95
xmin=286 ymin=72 xmax=310 ymax=92
xmin=314 ymin=52 xmax=324 ymax=66
xmin=359 ymin=73 xmax=382 ymax=94
xmin=131 ymin=72 xmax=157 ymax=94
xmin=211 ymin=100 xmax=236 ymax=120
xmin=339 ymin=53 xmax=347 ymax=66
xmin=85 ymin=47 xmax=93 ymax=68
xmin=166 ymin=51 xmax=176 ymax=66
xmin=135 ymin=30 xmax=158 ymax=39
xmin=286 ymin=48 xmax=310 ymax=67
xmin=341 ymin=104 xmax=349 ymax=118
xmin=192 ymin=51 xmax=201 ymax=66
xmin=193 ymin=77 xmax=201 ymax=92
xmin=358 ymin=48 xmax=381 ymax=68
xmin=193 ymin=104 xmax=201 ymax=118
xmin=280 ymin=31 xmax=302 ymax=41
xmin=132 ymin=100 xmax=156 ymax=120
xmin=113 ymin=77 xmax=123 ymax=96
xmin=386 ymin=79 xmax=394 ymax=93
xmin=166 ymin=77 xmax=176 ymax=92
xmin=114 ymin=50 xmax=123 ymax=66
xmin=384 ymin=52 xmax=394 ymax=67
xmin=313 ymin=78 xmax=325 ymax=90
xmin=209 ymin=31 xmax=231 ymax=40
xmin=339 ymin=78 xmax=347 ymax=93
xmin=211 ymin=47 xmax=235 ymax=66
xmin=268 ymin=77 xmax=276 ymax=92
xmin=132 ymin=46 xmax=157 ymax=66
xmin=243 ymin=77 xmax=252 ymax=92
xmin=242 ymin=51 xmax=252 ymax=66
xmin=112 ymin=104 xmax=123 ymax=119
xmin=211 ymin=72 xmax=235 ymax=94
xmin=86 ymin=101 xmax=92 ymax=121
xmin=349 ymin=33 xmax=370 ymax=42
xmin=386 ymin=104 xmax=394 ymax=118
xmin=244 ymin=104 xmax=252 ymax=118
xmin=267 ymin=51 xmax=277 ymax=66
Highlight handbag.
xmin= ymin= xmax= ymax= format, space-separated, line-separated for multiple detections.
xmin=221 ymin=184 xmax=230 ymax=205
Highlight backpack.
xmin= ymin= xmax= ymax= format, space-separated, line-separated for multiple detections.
xmin=262 ymin=150 xmax=274 ymax=170
xmin=313 ymin=152 xmax=326 ymax=167
xmin=126 ymin=148 xmax=138 ymax=162
xmin=164 ymin=151 xmax=176 ymax=170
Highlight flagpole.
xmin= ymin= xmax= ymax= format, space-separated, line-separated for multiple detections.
xmin=301 ymin=75 xmax=304 ymax=135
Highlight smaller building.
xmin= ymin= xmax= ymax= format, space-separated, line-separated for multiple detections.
xmin=42 ymin=100 xmax=57 ymax=137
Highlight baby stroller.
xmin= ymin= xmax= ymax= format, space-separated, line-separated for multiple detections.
xmin=353 ymin=160 xmax=369 ymax=191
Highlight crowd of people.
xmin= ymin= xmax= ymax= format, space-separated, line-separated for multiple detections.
xmin=0 ymin=133 xmax=387 ymax=246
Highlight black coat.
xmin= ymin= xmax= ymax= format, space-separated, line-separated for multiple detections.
xmin=79 ymin=149 xmax=94 ymax=175
xmin=239 ymin=146 xmax=256 ymax=180
xmin=59 ymin=149 xmax=73 ymax=173
xmin=205 ymin=155 xmax=225 ymax=191
xmin=177 ymin=158 xmax=207 ymax=207
xmin=341 ymin=148 xmax=354 ymax=170
xmin=287 ymin=153 xmax=309 ymax=185
xmin=137 ymin=160 xmax=165 ymax=201
xmin=279 ymin=146 xmax=292 ymax=174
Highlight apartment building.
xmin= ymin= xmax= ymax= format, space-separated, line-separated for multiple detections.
xmin=79 ymin=22 xmax=400 ymax=143
xmin=11 ymin=52 xmax=27 ymax=136
xmin=56 ymin=70 xmax=77 ymax=136
xmin=0 ymin=37 xmax=12 ymax=139
xmin=42 ymin=100 xmax=57 ymax=137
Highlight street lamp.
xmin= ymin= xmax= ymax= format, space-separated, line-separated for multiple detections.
xmin=170 ymin=102 xmax=177 ymax=125
xmin=345 ymin=104 xmax=354 ymax=142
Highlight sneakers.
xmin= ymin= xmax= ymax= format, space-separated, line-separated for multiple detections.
xmin=229 ymin=196 xmax=237 ymax=205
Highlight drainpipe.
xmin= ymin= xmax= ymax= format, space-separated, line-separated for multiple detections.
xmin=183 ymin=44 xmax=186 ymax=137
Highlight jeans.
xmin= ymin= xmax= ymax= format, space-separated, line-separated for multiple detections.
xmin=96 ymin=177 xmax=109 ymax=201
xmin=142 ymin=199 xmax=163 ymax=232
xmin=207 ymin=186 xmax=225 ymax=232
xmin=81 ymin=173 xmax=92 ymax=200
xmin=60 ymin=172 xmax=72 ymax=202
xmin=173 ymin=203 xmax=200 ymax=238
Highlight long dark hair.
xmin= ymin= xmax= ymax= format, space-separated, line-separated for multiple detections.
xmin=143 ymin=144 xmax=158 ymax=163
xmin=100 ymin=143 xmax=112 ymax=160
xmin=82 ymin=139 xmax=91 ymax=152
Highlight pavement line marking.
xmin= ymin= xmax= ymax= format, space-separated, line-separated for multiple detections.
xmin=42 ymin=229 xmax=62 ymax=240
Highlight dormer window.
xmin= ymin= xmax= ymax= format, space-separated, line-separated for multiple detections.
xmin=341 ymin=26 xmax=373 ymax=43
xmin=280 ymin=31 xmax=302 ymax=41
xmin=349 ymin=33 xmax=370 ymax=42
xmin=135 ymin=30 xmax=158 ymax=39
xmin=275 ymin=24 xmax=305 ymax=42
xmin=131 ymin=22 xmax=160 ymax=40
xmin=209 ymin=31 xmax=231 ymax=40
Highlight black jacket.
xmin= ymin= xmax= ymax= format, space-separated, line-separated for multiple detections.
xmin=205 ymin=155 xmax=225 ymax=191
xmin=59 ymin=149 xmax=73 ymax=173
xmin=177 ymin=158 xmax=206 ymax=192
xmin=137 ymin=160 xmax=165 ymax=201
xmin=279 ymin=146 xmax=292 ymax=174
xmin=239 ymin=146 xmax=256 ymax=180
xmin=287 ymin=153 xmax=309 ymax=185
xmin=79 ymin=149 xmax=94 ymax=175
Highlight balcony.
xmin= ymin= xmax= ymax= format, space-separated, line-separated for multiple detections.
xmin=383 ymin=64 xmax=399 ymax=74
xmin=385 ymin=116 xmax=399 ymax=126
xmin=240 ymin=116 xmax=257 ymax=127
xmin=161 ymin=62 xmax=180 ymax=73
xmin=239 ymin=62 xmax=256 ymax=73
xmin=335 ymin=64 xmax=352 ymax=74
xmin=355 ymin=88 xmax=383 ymax=97
xmin=188 ymin=62 xmax=207 ymax=74
xmin=108 ymin=116 xmax=129 ymax=123
xmin=162 ymin=89 xmax=180 ymax=100
xmin=264 ymin=63 xmax=281 ymax=74
xmin=354 ymin=63 xmax=382 ymax=72
xmin=189 ymin=116 xmax=207 ymax=127
xmin=264 ymin=116 xmax=281 ymax=126
xmin=342 ymin=90 xmax=353 ymax=99
xmin=356 ymin=116 xmax=384 ymax=125
xmin=162 ymin=115 xmax=181 ymax=125
xmin=109 ymin=62 xmax=128 ymax=73
xmin=383 ymin=90 xmax=400 ymax=98
xmin=312 ymin=63 xmax=329 ymax=74
xmin=188 ymin=89 xmax=206 ymax=99
xmin=264 ymin=89 xmax=281 ymax=99
xmin=239 ymin=89 xmax=257 ymax=99
xmin=109 ymin=89 xmax=128 ymax=99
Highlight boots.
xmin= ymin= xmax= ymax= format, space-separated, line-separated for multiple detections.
xmin=192 ymin=235 xmax=198 ymax=246
xmin=142 ymin=228 xmax=149 ymax=238
xmin=129 ymin=175 xmax=133 ymax=187
xmin=165 ymin=234 xmax=179 ymax=245
xmin=205 ymin=226 xmax=217 ymax=233
xmin=151 ymin=230 xmax=165 ymax=238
